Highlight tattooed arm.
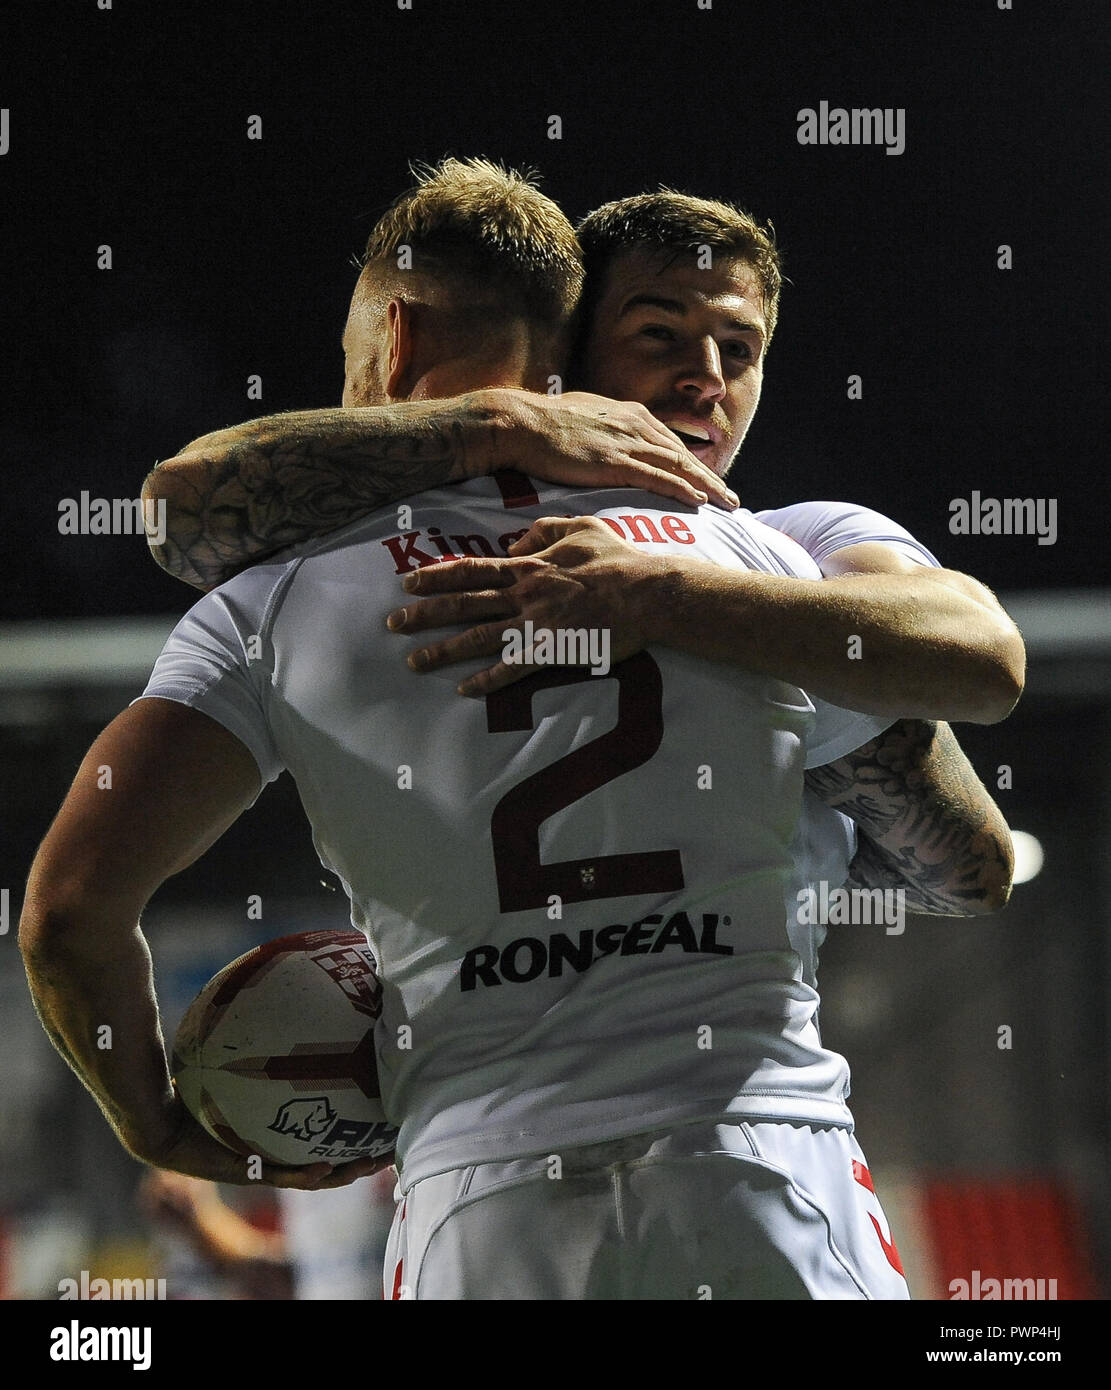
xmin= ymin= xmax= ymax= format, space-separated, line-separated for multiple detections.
xmin=804 ymin=719 xmax=1014 ymax=915
xmin=141 ymin=391 xmax=725 ymax=591
xmin=142 ymin=399 xmax=497 ymax=590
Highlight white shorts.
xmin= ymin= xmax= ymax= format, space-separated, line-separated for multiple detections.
xmin=383 ymin=1120 xmax=910 ymax=1300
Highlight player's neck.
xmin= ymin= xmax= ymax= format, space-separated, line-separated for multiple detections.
xmin=406 ymin=356 xmax=546 ymax=400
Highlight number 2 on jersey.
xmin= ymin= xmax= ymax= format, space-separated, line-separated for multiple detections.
xmin=486 ymin=652 xmax=685 ymax=913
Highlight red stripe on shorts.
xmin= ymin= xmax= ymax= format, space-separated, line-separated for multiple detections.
xmin=390 ymin=1199 xmax=407 ymax=1300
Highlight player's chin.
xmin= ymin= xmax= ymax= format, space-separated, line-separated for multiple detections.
xmin=699 ymin=446 xmax=733 ymax=484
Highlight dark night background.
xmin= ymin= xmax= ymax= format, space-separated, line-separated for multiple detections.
xmin=0 ymin=0 xmax=1109 ymax=1324
xmin=2 ymin=0 xmax=1107 ymax=618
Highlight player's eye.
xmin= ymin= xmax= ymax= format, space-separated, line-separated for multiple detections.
xmin=640 ymin=324 xmax=675 ymax=341
xmin=723 ymin=340 xmax=753 ymax=361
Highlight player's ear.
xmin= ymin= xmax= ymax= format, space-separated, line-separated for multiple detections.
xmin=385 ymin=298 xmax=415 ymax=401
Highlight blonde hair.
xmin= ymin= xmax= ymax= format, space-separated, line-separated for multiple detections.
xmin=361 ymin=157 xmax=583 ymax=335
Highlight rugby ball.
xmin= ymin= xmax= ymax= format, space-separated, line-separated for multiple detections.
xmin=172 ymin=930 xmax=398 ymax=1166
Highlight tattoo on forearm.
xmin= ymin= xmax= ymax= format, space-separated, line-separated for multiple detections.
xmin=147 ymin=406 xmax=486 ymax=590
xmin=844 ymin=828 xmax=987 ymax=914
xmin=805 ymin=719 xmax=1012 ymax=915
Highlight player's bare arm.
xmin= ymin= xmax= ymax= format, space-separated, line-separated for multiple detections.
xmin=142 ymin=390 xmax=734 ymax=591
xmin=803 ymin=719 xmax=1014 ymax=915
xmin=389 ymin=515 xmax=1025 ymax=724
xmin=139 ymin=1171 xmax=292 ymax=1288
xmin=19 ymin=699 xmax=387 ymax=1190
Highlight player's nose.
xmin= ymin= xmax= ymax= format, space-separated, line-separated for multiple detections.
xmin=675 ymin=337 xmax=726 ymax=402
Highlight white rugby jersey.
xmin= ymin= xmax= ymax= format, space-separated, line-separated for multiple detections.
xmin=763 ymin=500 xmax=943 ymax=985
xmin=756 ymin=500 xmax=941 ymax=571
xmin=140 ymin=477 xmax=897 ymax=1189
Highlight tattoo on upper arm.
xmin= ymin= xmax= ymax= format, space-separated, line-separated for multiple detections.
xmin=805 ymin=719 xmax=1013 ymax=914
xmin=148 ymin=409 xmax=478 ymax=590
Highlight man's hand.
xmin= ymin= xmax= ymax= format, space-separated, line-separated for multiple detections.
xmin=495 ymin=390 xmax=737 ymax=510
xmin=135 ymin=1093 xmax=390 ymax=1190
xmin=387 ymin=516 xmax=665 ymax=697
xmin=19 ymin=698 xmax=394 ymax=1187
xmin=144 ymin=391 xmax=736 ymax=592
xmin=390 ymin=514 xmax=1025 ymax=723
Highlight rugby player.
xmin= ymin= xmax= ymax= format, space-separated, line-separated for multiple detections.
xmin=22 ymin=161 xmax=1015 ymax=1297
xmin=144 ymin=174 xmax=1021 ymax=919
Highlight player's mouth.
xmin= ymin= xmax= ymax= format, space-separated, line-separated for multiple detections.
xmin=657 ymin=417 xmax=722 ymax=458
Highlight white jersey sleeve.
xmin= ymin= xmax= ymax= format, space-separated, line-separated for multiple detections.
xmin=755 ymin=500 xmax=942 ymax=571
xmin=133 ymin=565 xmax=287 ymax=794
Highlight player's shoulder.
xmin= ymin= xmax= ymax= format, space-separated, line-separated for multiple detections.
xmin=755 ymin=498 xmax=901 ymax=534
xmin=203 ymin=550 xmax=299 ymax=609
xmin=702 ymin=505 xmax=824 ymax=578
xmin=179 ymin=549 xmax=306 ymax=653
xmin=568 ymin=490 xmax=825 ymax=578
xmin=754 ymin=499 xmax=940 ymax=568
xmin=285 ymin=476 xmax=519 ymax=563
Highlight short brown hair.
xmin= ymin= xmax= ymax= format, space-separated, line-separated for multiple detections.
xmin=360 ymin=157 xmax=583 ymax=335
xmin=576 ymin=189 xmax=782 ymax=343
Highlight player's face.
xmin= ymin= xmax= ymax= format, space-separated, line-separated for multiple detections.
xmin=579 ymin=250 xmax=767 ymax=478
